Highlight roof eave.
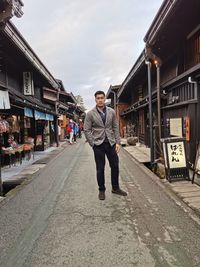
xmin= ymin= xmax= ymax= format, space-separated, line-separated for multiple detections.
xmin=3 ymin=22 xmax=60 ymax=89
xmin=117 ymin=51 xmax=145 ymax=98
xmin=144 ymin=0 xmax=179 ymax=45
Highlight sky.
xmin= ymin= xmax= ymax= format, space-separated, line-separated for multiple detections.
xmin=13 ymin=0 xmax=163 ymax=110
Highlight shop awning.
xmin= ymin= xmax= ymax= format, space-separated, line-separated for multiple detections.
xmin=35 ymin=110 xmax=46 ymax=120
xmin=46 ymin=113 xmax=54 ymax=121
xmin=0 ymin=90 xmax=10 ymax=109
xmin=34 ymin=110 xmax=54 ymax=121
xmin=24 ymin=107 xmax=34 ymax=118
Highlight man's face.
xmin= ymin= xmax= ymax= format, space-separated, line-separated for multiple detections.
xmin=95 ymin=94 xmax=105 ymax=107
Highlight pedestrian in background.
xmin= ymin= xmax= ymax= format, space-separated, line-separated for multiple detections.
xmin=58 ymin=124 xmax=61 ymax=142
xmin=78 ymin=119 xmax=83 ymax=138
xmin=67 ymin=119 xmax=74 ymax=145
xmin=84 ymin=90 xmax=127 ymax=200
xmin=73 ymin=121 xmax=79 ymax=143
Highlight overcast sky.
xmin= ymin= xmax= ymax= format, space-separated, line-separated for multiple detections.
xmin=13 ymin=0 xmax=163 ymax=110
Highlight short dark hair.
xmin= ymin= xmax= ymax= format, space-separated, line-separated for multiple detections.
xmin=94 ymin=91 xmax=105 ymax=98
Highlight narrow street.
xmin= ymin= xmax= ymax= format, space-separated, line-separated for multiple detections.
xmin=0 ymin=139 xmax=200 ymax=267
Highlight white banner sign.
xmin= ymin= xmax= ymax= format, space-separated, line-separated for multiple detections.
xmin=167 ymin=141 xmax=187 ymax=169
xmin=23 ymin=72 xmax=34 ymax=95
xmin=0 ymin=90 xmax=10 ymax=109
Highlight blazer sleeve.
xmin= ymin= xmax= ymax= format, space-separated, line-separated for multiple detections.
xmin=84 ymin=112 xmax=94 ymax=147
xmin=112 ymin=110 xmax=121 ymax=145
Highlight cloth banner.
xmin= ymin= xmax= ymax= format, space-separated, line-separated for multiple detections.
xmin=0 ymin=90 xmax=10 ymax=109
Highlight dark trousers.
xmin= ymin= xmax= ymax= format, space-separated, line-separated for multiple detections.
xmin=93 ymin=142 xmax=119 ymax=191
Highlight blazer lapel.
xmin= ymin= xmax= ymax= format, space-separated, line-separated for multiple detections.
xmin=92 ymin=107 xmax=104 ymax=127
xmin=105 ymin=107 xmax=111 ymax=126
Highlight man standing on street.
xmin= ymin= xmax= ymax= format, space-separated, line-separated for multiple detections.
xmin=84 ymin=91 xmax=127 ymax=200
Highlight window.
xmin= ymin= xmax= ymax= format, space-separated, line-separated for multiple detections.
xmin=185 ymin=27 xmax=200 ymax=70
xmin=139 ymin=110 xmax=145 ymax=135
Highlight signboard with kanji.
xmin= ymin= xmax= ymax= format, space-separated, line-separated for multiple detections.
xmin=161 ymin=137 xmax=190 ymax=182
xmin=167 ymin=142 xmax=187 ymax=169
xmin=23 ymin=72 xmax=34 ymax=96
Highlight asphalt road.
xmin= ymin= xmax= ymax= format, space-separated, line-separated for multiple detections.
xmin=1 ymin=139 xmax=200 ymax=267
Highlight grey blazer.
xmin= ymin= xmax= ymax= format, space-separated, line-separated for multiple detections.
xmin=84 ymin=106 xmax=121 ymax=147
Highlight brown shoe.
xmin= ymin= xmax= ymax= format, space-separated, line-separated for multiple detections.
xmin=112 ymin=188 xmax=127 ymax=196
xmin=99 ymin=191 xmax=105 ymax=200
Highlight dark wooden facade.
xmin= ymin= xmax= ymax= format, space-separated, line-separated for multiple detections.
xmin=117 ymin=0 xmax=200 ymax=164
xmin=145 ymin=0 xmax=200 ymax=164
xmin=106 ymin=85 xmax=129 ymax=137
xmin=0 ymin=21 xmax=60 ymax=150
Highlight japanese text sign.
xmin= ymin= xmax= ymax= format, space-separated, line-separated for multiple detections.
xmin=167 ymin=141 xmax=186 ymax=169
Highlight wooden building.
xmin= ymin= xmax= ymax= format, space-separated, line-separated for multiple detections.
xmin=117 ymin=0 xmax=200 ymax=164
xmin=0 ymin=20 xmax=60 ymax=151
xmin=106 ymin=85 xmax=129 ymax=137
xmin=144 ymin=0 xmax=200 ymax=164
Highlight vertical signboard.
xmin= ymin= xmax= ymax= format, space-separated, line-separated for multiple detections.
xmin=23 ymin=72 xmax=34 ymax=95
xmin=185 ymin=117 xmax=190 ymax=142
xmin=167 ymin=142 xmax=187 ymax=169
xmin=161 ymin=137 xmax=190 ymax=182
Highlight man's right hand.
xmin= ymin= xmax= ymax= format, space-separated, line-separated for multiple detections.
xmin=115 ymin=144 xmax=121 ymax=154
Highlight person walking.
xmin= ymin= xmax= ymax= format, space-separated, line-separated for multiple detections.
xmin=84 ymin=90 xmax=127 ymax=200
xmin=78 ymin=119 xmax=83 ymax=138
xmin=73 ymin=121 xmax=79 ymax=143
xmin=67 ymin=119 xmax=74 ymax=145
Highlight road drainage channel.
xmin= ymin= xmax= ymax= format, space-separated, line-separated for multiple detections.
xmin=1 ymin=163 xmax=46 ymax=197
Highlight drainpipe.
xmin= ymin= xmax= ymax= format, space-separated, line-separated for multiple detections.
xmin=155 ymin=59 xmax=162 ymax=152
xmin=188 ymin=77 xmax=199 ymax=143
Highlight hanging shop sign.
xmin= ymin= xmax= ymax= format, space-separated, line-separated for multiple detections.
xmin=184 ymin=117 xmax=190 ymax=142
xmin=161 ymin=137 xmax=190 ymax=182
xmin=192 ymin=142 xmax=200 ymax=184
xmin=0 ymin=90 xmax=10 ymax=109
xmin=23 ymin=72 xmax=34 ymax=96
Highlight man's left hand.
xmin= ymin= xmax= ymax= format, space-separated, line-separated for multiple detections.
xmin=115 ymin=144 xmax=121 ymax=154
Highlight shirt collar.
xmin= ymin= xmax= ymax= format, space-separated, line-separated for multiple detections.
xmin=96 ymin=105 xmax=106 ymax=113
